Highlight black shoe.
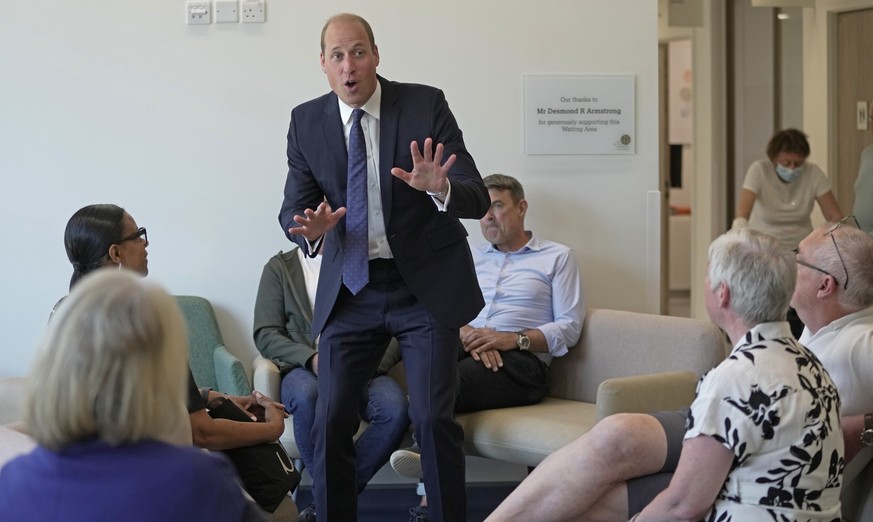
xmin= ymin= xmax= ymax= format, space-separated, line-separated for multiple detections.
xmin=297 ymin=503 xmax=316 ymax=522
xmin=408 ymin=505 xmax=429 ymax=522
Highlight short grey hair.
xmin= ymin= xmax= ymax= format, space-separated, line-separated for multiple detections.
xmin=27 ymin=270 xmax=189 ymax=450
xmin=708 ymin=228 xmax=796 ymax=325
xmin=811 ymin=224 xmax=873 ymax=309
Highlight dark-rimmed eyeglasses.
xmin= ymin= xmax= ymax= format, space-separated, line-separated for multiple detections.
xmin=120 ymin=227 xmax=148 ymax=245
xmin=823 ymin=216 xmax=859 ymax=290
xmin=793 ymin=247 xmax=835 ymax=280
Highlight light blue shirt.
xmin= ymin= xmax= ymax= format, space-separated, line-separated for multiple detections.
xmin=471 ymin=232 xmax=585 ymax=364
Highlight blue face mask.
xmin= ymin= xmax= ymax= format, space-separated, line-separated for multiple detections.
xmin=775 ymin=164 xmax=802 ymax=183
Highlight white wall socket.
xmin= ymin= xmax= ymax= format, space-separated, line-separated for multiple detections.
xmin=241 ymin=0 xmax=265 ymax=23
xmin=186 ymin=1 xmax=211 ymax=25
xmin=214 ymin=0 xmax=239 ymax=23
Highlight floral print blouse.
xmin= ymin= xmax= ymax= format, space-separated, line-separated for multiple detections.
xmin=685 ymin=322 xmax=844 ymax=521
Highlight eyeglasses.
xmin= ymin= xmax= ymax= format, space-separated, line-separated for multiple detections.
xmin=793 ymin=247 xmax=835 ymax=280
xmin=120 ymin=227 xmax=148 ymax=245
xmin=823 ymin=216 xmax=859 ymax=290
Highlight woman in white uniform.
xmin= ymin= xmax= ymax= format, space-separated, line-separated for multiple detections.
xmin=734 ymin=128 xmax=844 ymax=250
xmin=734 ymin=129 xmax=844 ymax=338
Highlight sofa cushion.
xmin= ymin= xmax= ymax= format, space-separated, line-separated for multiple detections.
xmin=457 ymin=398 xmax=597 ymax=468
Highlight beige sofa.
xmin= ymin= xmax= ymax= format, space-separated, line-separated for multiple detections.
xmin=254 ymin=308 xmax=727 ymax=468
xmin=452 ymin=308 xmax=727 ymax=467
xmin=254 ymin=308 xmax=873 ymax=519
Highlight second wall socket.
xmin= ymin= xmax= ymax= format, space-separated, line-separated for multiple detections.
xmin=214 ymin=0 xmax=238 ymax=23
xmin=241 ymin=0 xmax=265 ymax=23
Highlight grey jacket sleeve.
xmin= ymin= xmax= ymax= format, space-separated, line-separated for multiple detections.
xmin=252 ymin=251 xmax=316 ymax=373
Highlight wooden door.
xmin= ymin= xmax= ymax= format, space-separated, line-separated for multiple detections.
xmin=835 ymin=8 xmax=873 ymax=214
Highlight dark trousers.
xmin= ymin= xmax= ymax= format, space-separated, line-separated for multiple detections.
xmin=455 ymin=348 xmax=549 ymax=413
xmin=312 ymin=260 xmax=465 ymax=522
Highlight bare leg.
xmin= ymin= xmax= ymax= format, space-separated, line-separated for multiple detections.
xmin=583 ymin=482 xmax=629 ymax=522
xmin=485 ymin=413 xmax=670 ymax=521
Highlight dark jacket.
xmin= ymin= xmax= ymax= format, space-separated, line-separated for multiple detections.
xmin=279 ymin=76 xmax=489 ymax=335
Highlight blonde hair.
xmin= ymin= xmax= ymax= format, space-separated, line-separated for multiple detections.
xmin=27 ymin=270 xmax=189 ymax=450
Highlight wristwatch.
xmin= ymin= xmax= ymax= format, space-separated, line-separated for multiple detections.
xmin=516 ymin=331 xmax=531 ymax=351
xmin=861 ymin=413 xmax=873 ymax=447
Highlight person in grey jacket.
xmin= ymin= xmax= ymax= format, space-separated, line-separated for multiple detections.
xmin=253 ymin=247 xmax=409 ymax=520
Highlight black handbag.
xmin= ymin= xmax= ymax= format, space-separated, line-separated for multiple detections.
xmin=207 ymin=397 xmax=301 ymax=513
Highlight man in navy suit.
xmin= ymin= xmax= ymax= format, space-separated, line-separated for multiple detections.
xmin=278 ymin=13 xmax=489 ymax=522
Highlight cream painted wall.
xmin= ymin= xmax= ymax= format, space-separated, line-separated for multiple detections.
xmin=0 ymin=1 xmax=659 ymax=378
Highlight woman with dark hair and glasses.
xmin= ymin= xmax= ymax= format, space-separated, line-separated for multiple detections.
xmin=54 ymin=204 xmax=296 ymax=520
xmin=64 ymin=204 xmax=149 ymax=289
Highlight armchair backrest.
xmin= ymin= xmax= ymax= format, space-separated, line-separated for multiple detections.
xmin=175 ymin=296 xmax=252 ymax=396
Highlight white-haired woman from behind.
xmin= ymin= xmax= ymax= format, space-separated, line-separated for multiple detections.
xmin=0 ymin=270 xmax=265 ymax=522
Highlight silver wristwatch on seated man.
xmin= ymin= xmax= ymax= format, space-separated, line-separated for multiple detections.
xmin=515 ymin=331 xmax=530 ymax=351
xmin=861 ymin=413 xmax=873 ymax=447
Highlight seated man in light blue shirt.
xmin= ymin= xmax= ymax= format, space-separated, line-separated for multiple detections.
xmin=456 ymin=173 xmax=585 ymax=412
xmin=394 ymin=173 xmax=586 ymax=522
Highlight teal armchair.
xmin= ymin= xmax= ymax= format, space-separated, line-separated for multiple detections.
xmin=176 ymin=296 xmax=252 ymax=397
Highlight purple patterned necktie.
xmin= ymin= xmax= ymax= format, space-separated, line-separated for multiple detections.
xmin=343 ymin=108 xmax=369 ymax=295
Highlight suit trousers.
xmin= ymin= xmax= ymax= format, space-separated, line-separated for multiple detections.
xmin=312 ymin=259 xmax=466 ymax=522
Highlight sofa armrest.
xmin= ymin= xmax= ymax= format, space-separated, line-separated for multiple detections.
xmin=843 ymin=447 xmax=873 ymax=522
xmin=253 ymin=355 xmax=282 ymax=401
xmin=0 ymin=425 xmax=36 ymax=472
xmin=595 ymin=370 xmax=698 ymax=421
xmin=0 ymin=377 xmax=28 ymax=425
xmin=213 ymin=345 xmax=252 ymax=396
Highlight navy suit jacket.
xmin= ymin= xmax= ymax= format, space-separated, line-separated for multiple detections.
xmin=279 ymin=77 xmax=489 ymax=335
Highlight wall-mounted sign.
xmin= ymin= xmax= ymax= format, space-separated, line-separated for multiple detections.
xmin=524 ymin=74 xmax=635 ymax=155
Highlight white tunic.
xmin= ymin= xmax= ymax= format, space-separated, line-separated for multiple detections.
xmin=743 ymin=159 xmax=832 ymax=249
